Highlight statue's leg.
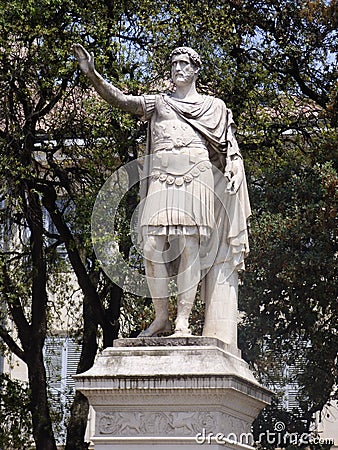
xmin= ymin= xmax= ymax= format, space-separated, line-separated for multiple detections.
xmin=173 ymin=235 xmax=200 ymax=336
xmin=138 ymin=235 xmax=171 ymax=337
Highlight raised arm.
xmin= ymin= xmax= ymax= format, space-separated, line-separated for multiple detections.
xmin=73 ymin=43 xmax=144 ymax=115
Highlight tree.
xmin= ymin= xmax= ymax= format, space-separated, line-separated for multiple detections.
xmin=224 ymin=0 xmax=338 ymax=435
xmin=0 ymin=1 xmax=147 ymax=448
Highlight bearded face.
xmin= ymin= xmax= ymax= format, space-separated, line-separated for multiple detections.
xmin=171 ymin=54 xmax=199 ymax=87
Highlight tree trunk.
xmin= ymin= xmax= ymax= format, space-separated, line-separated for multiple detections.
xmin=65 ymin=292 xmax=99 ymax=450
xmin=24 ymin=185 xmax=57 ymax=450
xmin=27 ymin=350 xmax=57 ymax=450
xmin=65 ymin=392 xmax=90 ymax=450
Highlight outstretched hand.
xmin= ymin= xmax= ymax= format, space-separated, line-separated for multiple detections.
xmin=73 ymin=43 xmax=95 ymax=75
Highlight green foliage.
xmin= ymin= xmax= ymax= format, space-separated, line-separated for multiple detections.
xmin=0 ymin=374 xmax=33 ymax=449
xmin=239 ymin=159 xmax=337 ymax=420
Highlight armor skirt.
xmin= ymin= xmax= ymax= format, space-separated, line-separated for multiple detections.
xmin=140 ymin=148 xmax=215 ymax=239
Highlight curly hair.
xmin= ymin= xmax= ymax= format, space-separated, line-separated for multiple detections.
xmin=170 ymin=47 xmax=202 ymax=69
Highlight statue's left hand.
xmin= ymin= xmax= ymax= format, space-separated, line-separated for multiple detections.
xmin=226 ymin=172 xmax=243 ymax=194
xmin=226 ymin=159 xmax=243 ymax=194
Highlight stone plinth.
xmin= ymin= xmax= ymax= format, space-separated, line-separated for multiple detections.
xmin=75 ymin=337 xmax=272 ymax=449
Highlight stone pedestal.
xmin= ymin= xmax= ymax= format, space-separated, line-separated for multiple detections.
xmin=75 ymin=337 xmax=272 ymax=449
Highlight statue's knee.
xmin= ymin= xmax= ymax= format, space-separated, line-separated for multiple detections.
xmin=180 ymin=235 xmax=199 ymax=257
xmin=183 ymin=235 xmax=199 ymax=247
xmin=143 ymin=236 xmax=164 ymax=260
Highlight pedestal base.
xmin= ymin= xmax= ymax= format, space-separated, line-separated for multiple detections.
xmin=75 ymin=337 xmax=272 ymax=449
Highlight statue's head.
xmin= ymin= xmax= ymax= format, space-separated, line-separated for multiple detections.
xmin=170 ymin=47 xmax=202 ymax=70
xmin=169 ymin=47 xmax=201 ymax=87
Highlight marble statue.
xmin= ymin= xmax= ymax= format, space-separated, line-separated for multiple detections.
xmin=73 ymin=44 xmax=251 ymax=345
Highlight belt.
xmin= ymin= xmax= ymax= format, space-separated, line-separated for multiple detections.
xmin=151 ymin=158 xmax=212 ymax=186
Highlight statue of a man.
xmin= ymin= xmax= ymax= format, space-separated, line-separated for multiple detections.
xmin=73 ymin=44 xmax=251 ymax=345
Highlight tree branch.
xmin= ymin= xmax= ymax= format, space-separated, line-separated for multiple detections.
xmin=287 ymin=56 xmax=329 ymax=109
xmin=0 ymin=324 xmax=26 ymax=363
xmin=31 ymin=78 xmax=69 ymax=121
xmin=1 ymin=265 xmax=31 ymax=348
xmin=20 ymin=182 xmax=49 ymax=346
